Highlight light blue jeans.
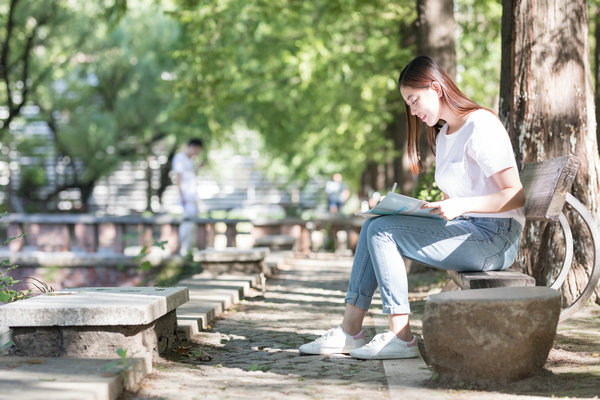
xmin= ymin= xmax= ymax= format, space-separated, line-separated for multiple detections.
xmin=345 ymin=215 xmax=523 ymax=315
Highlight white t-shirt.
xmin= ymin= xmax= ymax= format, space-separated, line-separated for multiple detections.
xmin=434 ymin=109 xmax=526 ymax=227
xmin=172 ymin=152 xmax=197 ymax=203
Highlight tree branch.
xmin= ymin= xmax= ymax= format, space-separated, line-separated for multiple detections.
xmin=0 ymin=0 xmax=20 ymax=113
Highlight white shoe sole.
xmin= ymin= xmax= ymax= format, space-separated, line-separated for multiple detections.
xmin=299 ymin=345 xmax=362 ymax=355
xmin=350 ymin=348 xmax=419 ymax=360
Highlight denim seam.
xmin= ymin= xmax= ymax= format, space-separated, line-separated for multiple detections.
xmin=381 ymin=225 xmax=497 ymax=245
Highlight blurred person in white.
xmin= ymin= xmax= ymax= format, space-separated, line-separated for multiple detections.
xmin=326 ymin=172 xmax=350 ymax=213
xmin=173 ymin=138 xmax=204 ymax=256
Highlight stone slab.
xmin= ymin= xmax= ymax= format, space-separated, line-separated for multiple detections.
xmin=0 ymin=250 xmax=139 ymax=267
xmin=178 ymin=276 xmax=255 ymax=298
xmin=254 ymin=234 xmax=296 ymax=250
xmin=0 ymin=286 xmax=189 ymax=327
xmin=0 ymin=355 xmax=148 ymax=400
xmin=193 ymin=247 xmax=269 ymax=262
xmin=177 ymin=301 xmax=221 ymax=335
xmin=174 ymin=272 xmax=261 ymax=339
xmin=265 ymin=250 xmax=293 ymax=270
xmin=448 ymin=270 xmax=536 ymax=289
xmin=423 ymin=286 xmax=561 ymax=384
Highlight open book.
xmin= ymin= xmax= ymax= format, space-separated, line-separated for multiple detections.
xmin=357 ymin=191 xmax=442 ymax=219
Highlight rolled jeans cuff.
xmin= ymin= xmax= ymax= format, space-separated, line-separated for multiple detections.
xmin=344 ymin=290 xmax=373 ymax=312
xmin=383 ymin=303 xmax=411 ymax=315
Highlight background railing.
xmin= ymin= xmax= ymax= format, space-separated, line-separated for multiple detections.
xmin=0 ymin=213 xmax=364 ymax=256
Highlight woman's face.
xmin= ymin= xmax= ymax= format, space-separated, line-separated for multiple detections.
xmin=400 ymin=83 xmax=441 ymax=127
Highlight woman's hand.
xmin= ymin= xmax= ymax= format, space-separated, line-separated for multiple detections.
xmin=422 ymin=198 xmax=467 ymax=221
xmin=421 ymin=167 xmax=526 ymax=221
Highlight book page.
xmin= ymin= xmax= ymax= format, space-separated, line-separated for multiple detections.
xmin=357 ymin=192 xmax=442 ymax=219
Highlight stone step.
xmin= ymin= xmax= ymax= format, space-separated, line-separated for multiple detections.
xmin=174 ymin=252 xmax=288 ymax=338
xmin=175 ymin=273 xmax=260 ymax=338
xmin=0 ymin=355 xmax=148 ymax=400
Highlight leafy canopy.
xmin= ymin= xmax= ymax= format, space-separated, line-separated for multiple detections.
xmin=171 ymin=0 xmax=415 ymax=187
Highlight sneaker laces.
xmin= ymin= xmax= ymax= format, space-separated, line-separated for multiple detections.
xmin=314 ymin=327 xmax=339 ymax=343
xmin=363 ymin=331 xmax=395 ymax=349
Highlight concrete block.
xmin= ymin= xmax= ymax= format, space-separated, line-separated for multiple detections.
xmin=423 ymin=286 xmax=561 ymax=384
xmin=0 ymin=355 xmax=148 ymax=400
xmin=254 ymin=234 xmax=296 ymax=251
xmin=0 ymin=287 xmax=189 ymax=371
xmin=10 ymin=310 xmax=178 ymax=370
xmin=193 ymin=247 xmax=271 ymax=276
xmin=193 ymin=247 xmax=269 ymax=262
xmin=0 ymin=286 xmax=189 ymax=327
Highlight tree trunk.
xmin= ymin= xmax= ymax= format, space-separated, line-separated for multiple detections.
xmin=416 ymin=0 xmax=456 ymax=78
xmin=416 ymin=0 xmax=456 ymax=172
xmin=595 ymin=3 xmax=600 ymax=147
xmin=157 ymin=145 xmax=178 ymax=205
xmin=500 ymin=0 xmax=600 ymax=305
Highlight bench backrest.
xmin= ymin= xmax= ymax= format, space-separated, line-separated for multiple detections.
xmin=520 ymin=155 xmax=580 ymax=221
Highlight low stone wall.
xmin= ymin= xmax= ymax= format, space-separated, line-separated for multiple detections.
xmin=6 ymin=264 xmax=150 ymax=291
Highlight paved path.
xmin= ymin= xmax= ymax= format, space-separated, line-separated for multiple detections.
xmin=130 ymin=255 xmax=398 ymax=399
xmin=128 ymin=254 xmax=600 ymax=400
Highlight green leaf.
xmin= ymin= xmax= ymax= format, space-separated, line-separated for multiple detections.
xmin=0 ymin=291 xmax=12 ymax=303
xmin=139 ymin=261 xmax=152 ymax=271
xmin=135 ymin=246 xmax=149 ymax=262
xmin=116 ymin=348 xmax=127 ymax=359
xmin=4 ymin=233 xmax=25 ymax=245
xmin=153 ymin=240 xmax=168 ymax=250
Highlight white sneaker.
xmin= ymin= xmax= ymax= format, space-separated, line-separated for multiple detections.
xmin=298 ymin=326 xmax=366 ymax=355
xmin=350 ymin=331 xmax=419 ymax=360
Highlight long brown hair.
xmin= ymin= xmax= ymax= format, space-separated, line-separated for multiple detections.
xmin=398 ymin=56 xmax=483 ymax=174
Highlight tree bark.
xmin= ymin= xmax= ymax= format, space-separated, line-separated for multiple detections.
xmin=594 ymin=3 xmax=600 ymax=147
xmin=416 ymin=0 xmax=456 ymax=172
xmin=500 ymin=0 xmax=600 ymax=305
xmin=157 ymin=145 xmax=178 ymax=206
xmin=416 ymin=0 xmax=456 ymax=78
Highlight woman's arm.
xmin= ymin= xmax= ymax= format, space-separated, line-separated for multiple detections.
xmin=423 ymin=167 xmax=525 ymax=220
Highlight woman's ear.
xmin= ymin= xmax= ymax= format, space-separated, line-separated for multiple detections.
xmin=431 ymin=81 xmax=443 ymax=97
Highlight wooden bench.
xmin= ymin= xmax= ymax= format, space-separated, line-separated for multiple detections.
xmin=448 ymin=155 xmax=600 ymax=321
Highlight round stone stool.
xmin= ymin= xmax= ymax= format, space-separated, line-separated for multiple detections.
xmin=422 ymin=286 xmax=561 ymax=384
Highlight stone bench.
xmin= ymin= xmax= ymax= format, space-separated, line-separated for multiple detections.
xmin=0 ymin=286 xmax=189 ymax=371
xmin=423 ymin=286 xmax=561 ymax=384
xmin=448 ymin=155 xmax=600 ymax=321
xmin=253 ymin=234 xmax=296 ymax=251
xmin=193 ymin=247 xmax=271 ymax=277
